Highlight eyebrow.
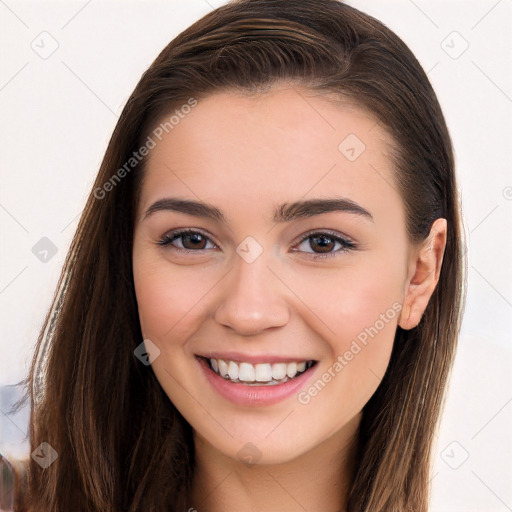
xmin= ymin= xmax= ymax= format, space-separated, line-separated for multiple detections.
xmin=143 ymin=197 xmax=373 ymax=223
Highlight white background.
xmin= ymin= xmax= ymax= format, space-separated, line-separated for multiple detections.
xmin=1 ymin=1 xmax=511 ymax=510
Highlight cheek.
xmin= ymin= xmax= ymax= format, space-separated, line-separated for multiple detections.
xmin=132 ymin=261 xmax=209 ymax=410
xmin=289 ymin=254 xmax=404 ymax=347
xmin=297 ymin=256 xmax=404 ymax=407
xmin=133 ymin=258 xmax=214 ymax=343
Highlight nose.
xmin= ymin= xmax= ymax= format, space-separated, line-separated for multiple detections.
xmin=214 ymin=254 xmax=290 ymax=336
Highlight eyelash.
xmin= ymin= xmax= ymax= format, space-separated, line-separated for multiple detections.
xmin=157 ymin=228 xmax=357 ymax=260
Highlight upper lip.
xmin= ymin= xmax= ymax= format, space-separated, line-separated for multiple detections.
xmin=197 ymin=352 xmax=316 ymax=364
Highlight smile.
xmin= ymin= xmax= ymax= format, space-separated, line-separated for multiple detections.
xmin=196 ymin=354 xmax=319 ymax=406
xmin=206 ymin=357 xmax=316 ymax=386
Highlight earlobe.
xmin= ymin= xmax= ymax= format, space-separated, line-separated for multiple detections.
xmin=398 ymin=218 xmax=447 ymax=330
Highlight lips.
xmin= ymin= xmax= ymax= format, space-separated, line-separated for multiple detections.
xmin=195 ymin=354 xmax=318 ymax=406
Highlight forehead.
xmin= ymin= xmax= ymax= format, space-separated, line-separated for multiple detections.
xmin=138 ymin=85 xmax=402 ymax=225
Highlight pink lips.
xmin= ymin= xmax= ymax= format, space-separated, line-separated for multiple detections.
xmin=196 ymin=356 xmax=317 ymax=407
xmin=198 ymin=351 xmax=311 ymax=364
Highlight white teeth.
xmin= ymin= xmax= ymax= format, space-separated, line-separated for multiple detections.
xmin=206 ymin=357 xmax=314 ymax=385
xmin=218 ymin=359 xmax=229 ymax=378
xmin=271 ymin=363 xmax=287 ymax=380
xmin=286 ymin=362 xmax=297 ymax=378
xmin=255 ymin=363 xmax=273 ymax=382
xmin=228 ymin=361 xmax=239 ymax=380
xmin=238 ymin=362 xmax=255 ymax=382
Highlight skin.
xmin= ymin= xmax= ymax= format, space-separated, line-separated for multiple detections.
xmin=132 ymin=84 xmax=447 ymax=512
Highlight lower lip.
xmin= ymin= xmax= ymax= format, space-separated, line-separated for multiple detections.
xmin=197 ymin=357 xmax=317 ymax=407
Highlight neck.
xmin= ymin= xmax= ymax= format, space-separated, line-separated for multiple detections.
xmin=189 ymin=414 xmax=360 ymax=512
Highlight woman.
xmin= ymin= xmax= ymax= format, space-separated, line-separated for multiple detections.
xmin=18 ymin=0 xmax=466 ymax=510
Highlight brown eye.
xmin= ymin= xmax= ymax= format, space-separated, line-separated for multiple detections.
xmin=295 ymin=231 xmax=356 ymax=259
xmin=181 ymin=233 xmax=207 ymax=250
xmin=309 ymin=234 xmax=336 ymax=253
xmin=158 ymin=230 xmax=216 ymax=252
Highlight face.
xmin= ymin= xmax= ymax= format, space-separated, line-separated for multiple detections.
xmin=132 ymin=85 xmax=415 ymax=465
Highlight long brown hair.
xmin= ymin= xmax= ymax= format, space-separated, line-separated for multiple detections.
xmin=17 ymin=1 xmax=466 ymax=510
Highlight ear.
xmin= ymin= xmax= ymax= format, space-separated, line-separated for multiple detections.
xmin=398 ymin=218 xmax=447 ymax=330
